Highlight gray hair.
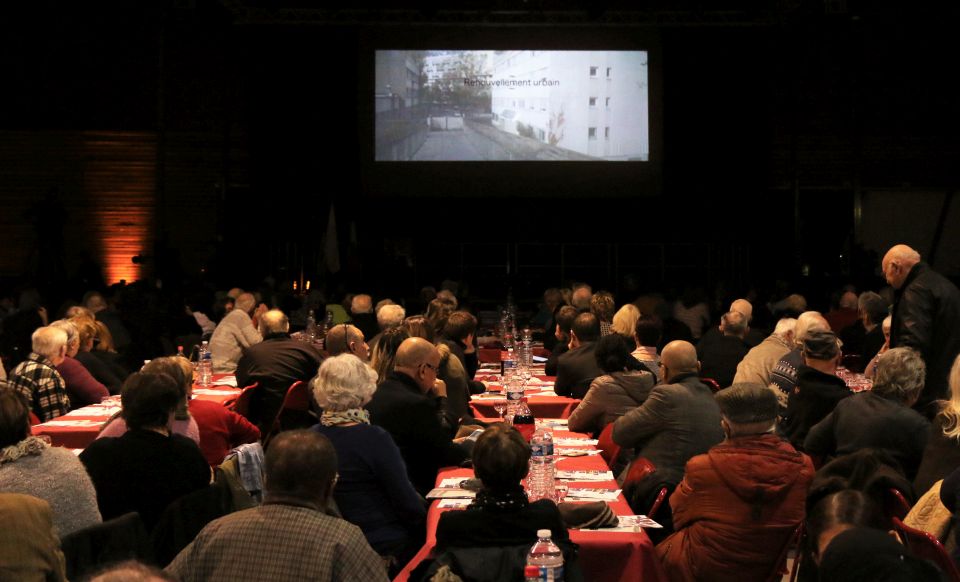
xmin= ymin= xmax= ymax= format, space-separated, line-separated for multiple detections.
xmin=374 ymin=298 xmax=395 ymax=314
xmin=49 ymin=320 xmax=79 ymax=346
xmin=873 ymin=347 xmax=926 ymax=404
xmin=32 ymin=326 xmax=68 ymax=359
xmin=377 ymin=304 xmax=406 ymax=330
xmin=259 ymin=309 xmax=289 ymax=335
xmin=235 ymin=293 xmax=257 ymax=313
xmin=311 ymin=354 xmax=378 ymax=412
xmin=773 ymin=317 xmax=797 ymax=338
xmin=720 ymin=311 xmax=748 ymax=336
xmin=795 ymin=311 xmax=829 ymax=347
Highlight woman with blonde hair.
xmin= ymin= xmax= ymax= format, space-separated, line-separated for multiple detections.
xmin=310 ymin=354 xmax=425 ymax=575
xmin=611 ymin=304 xmax=642 ymax=341
xmin=915 ymin=354 xmax=960 ymax=495
xmin=72 ymin=315 xmax=125 ymax=393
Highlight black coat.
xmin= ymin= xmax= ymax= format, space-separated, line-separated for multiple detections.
xmin=367 ymin=371 xmax=470 ymax=495
xmin=779 ymin=366 xmax=851 ymax=450
xmin=697 ymin=333 xmax=750 ymax=389
xmin=235 ymin=333 xmax=323 ymax=428
xmin=554 ymin=342 xmax=603 ymax=399
xmin=890 ymin=262 xmax=960 ymax=410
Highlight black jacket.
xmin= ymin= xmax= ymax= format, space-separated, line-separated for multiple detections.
xmin=367 ymin=371 xmax=470 ymax=495
xmin=554 ymin=342 xmax=603 ymax=399
xmin=697 ymin=333 xmax=750 ymax=389
xmin=779 ymin=366 xmax=851 ymax=450
xmin=235 ymin=333 xmax=323 ymax=428
xmin=890 ymin=262 xmax=960 ymax=409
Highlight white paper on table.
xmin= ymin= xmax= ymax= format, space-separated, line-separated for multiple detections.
xmin=554 ymin=438 xmax=600 ymax=447
xmin=40 ymin=419 xmax=105 ymax=427
xmin=556 ymin=470 xmax=615 ymax=481
xmin=557 ymin=449 xmax=603 ymax=457
xmin=438 ymin=499 xmax=474 ymax=509
xmin=564 ymin=488 xmax=622 ymax=501
xmin=438 ymin=477 xmax=472 ymax=489
xmin=526 ymin=378 xmax=554 ymax=386
xmin=193 ymin=389 xmax=241 ymax=397
xmin=426 ymin=488 xmax=476 ymax=500
xmin=70 ymin=449 xmax=83 ymax=456
xmin=533 ymin=390 xmax=558 ymax=397
xmin=212 ymin=376 xmax=238 ymax=387
xmin=577 ymin=515 xmax=663 ymax=531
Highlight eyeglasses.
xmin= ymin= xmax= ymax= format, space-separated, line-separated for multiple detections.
xmin=421 ymin=362 xmax=440 ymax=373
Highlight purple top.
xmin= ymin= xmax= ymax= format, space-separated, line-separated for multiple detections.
xmin=56 ymin=356 xmax=109 ymax=407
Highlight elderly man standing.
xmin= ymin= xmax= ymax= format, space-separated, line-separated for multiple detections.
xmin=882 ymin=244 xmax=960 ymax=414
xmin=166 ymin=430 xmax=388 ymax=582
xmin=657 ymin=383 xmax=813 ymax=582
xmin=8 ymin=326 xmax=71 ymax=421
xmin=613 ymin=341 xmax=724 ymax=517
xmin=209 ymin=293 xmax=265 ymax=373
xmin=366 ymin=337 xmax=469 ymax=495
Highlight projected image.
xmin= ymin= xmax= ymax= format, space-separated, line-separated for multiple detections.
xmin=375 ymin=50 xmax=649 ymax=161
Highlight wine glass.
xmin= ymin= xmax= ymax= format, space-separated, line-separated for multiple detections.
xmin=493 ymin=400 xmax=507 ymax=421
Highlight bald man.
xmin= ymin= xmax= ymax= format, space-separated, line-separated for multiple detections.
xmin=366 ymin=337 xmax=470 ymax=494
xmin=612 ymin=341 xmax=724 ymax=521
xmin=324 ymin=324 xmax=370 ymax=361
xmin=697 ymin=299 xmax=765 ymax=355
xmin=882 ymin=244 xmax=960 ymax=413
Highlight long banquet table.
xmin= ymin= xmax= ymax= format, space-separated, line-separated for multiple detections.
xmin=32 ymin=376 xmax=241 ymax=449
xmin=394 ymin=424 xmax=667 ymax=582
xmin=470 ymin=367 xmax=580 ymax=419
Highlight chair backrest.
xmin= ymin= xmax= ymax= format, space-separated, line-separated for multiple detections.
xmin=893 ymin=516 xmax=960 ymax=582
xmin=281 ymin=380 xmax=311 ymax=412
xmin=623 ymin=456 xmax=657 ymax=488
xmin=231 ymin=382 xmax=259 ymax=420
xmin=597 ymin=423 xmax=621 ymax=470
xmin=764 ymin=523 xmax=804 ymax=582
xmin=648 ymin=486 xmax=669 ymax=519
xmin=700 ymin=377 xmax=721 ymax=392
xmin=29 ymin=411 xmax=41 ymax=426
xmin=884 ymin=487 xmax=912 ymax=524
xmin=60 ymin=512 xmax=152 ymax=580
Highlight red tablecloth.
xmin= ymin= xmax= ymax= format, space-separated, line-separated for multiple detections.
xmin=394 ymin=429 xmax=666 ymax=582
xmin=470 ymin=397 xmax=579 ymax=419
xmin=32 ymin=376 xmax=241 ymax=449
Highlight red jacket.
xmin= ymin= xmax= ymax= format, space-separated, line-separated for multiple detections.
xmin=656 ymin=433 xmax=813 ymax=582
xmin=188 ymin=399 xmax=260 ymax=466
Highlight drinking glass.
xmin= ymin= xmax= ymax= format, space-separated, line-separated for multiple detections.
xmin=493 ymin=400 xmax=507 ymax=420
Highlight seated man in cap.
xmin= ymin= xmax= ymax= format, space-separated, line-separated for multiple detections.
xmin=656 ymin=383 xmax=813 ymax=582
xmin=779 ymin=330 xmax=851 ymax=449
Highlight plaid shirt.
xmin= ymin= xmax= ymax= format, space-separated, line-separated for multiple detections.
xmin=166 ymin=502 xmax=389 ymax=582
xmin=8 ymin=353 xmax=71 ymax=422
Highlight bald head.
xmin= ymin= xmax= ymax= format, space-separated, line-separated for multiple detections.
xmin=325 ymin=324 xmax=367 ymax=359
xmin=882 ymin=244 xmax=921 ymax=289
xmin=730 ymin=299 xmax=753 ymax=321
xmin=235 ymin=292 xmax=257 ymax=314
xmin=661 ymin=340 xmax=700 ymax=381
xmin=394 ymin=337 xmax=441 ymax=392
xmin=258 ymin=309 xmax=289 ymax=335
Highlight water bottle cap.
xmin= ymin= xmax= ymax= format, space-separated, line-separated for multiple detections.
xmin=537 ymin=529 xmax=551 ymax=538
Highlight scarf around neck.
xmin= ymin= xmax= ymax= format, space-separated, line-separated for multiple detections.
xmin=320 ymin=408 xmax=370 ymax=427
xmin=0 ymin=436 xmax=49 ymax=465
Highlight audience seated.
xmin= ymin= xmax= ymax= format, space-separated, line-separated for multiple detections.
xmin=555 ymin=313 xmax=605 ymax=399
xmin=631 ymin=314 xmax=663 ymax=381
xmin=148 ymin=357 xmax=260 ymax=466
xmin=433 ymin=424 xmax=579 ymax=580
xmin=49 ymin=320 xmax=109 ymax=407
xmin=611 ymin=304 xmax=641 ymax=341
xmin=567 ymin=334 xmax=655 ymax=436
xmin=425 ymin=298 xmax=455 ymax=338
xmin=441 ymin=310 xmax=481 ymax=384
xmin=0 ymin=384 xmax=101 ymax=536
xmin=915 ymin=354 xmax=960 ymax=496
xmin=768 ymin=311 xmax=830 ymax=407
xmin=825 ymin=290 xmax=860 ymax=334
xmin=0 ymin=492 xmax=67 ymax=581
xmin=590 ymin=291 xmax=616 ymax=337
xmin=166 ymin=430 xmax=389 ymax=582
xmin=310 ymin=354 xmax=425 ymax=574
xmin=209 ymin=293 xmax=264 ymax=373
xmin=80 ymin=373 xmax=211 ymax=530
xmin=865 ymin=315 xmax=893 ymax=380
xmin=544 ymin=305 xmax=578 ymax=376
xmin=98 ymin=364 xmax=201 ymax=445
xmin=8 ymin=326 xmax=71 ymax=422
xmin=324 ymin=323 xmax=370 ymax=360
xmin=369 ymin=327 xmax=409 ymax=382
xmin=838 ymin=291 xmax=889 ymax=371
xmin=366 ymin=337 xmax=470 ymax=495
xmin=779 ymin=330 xmax=851 ymax=449
xmin=71 ymin=316 xmax=124 ymax=393
xmin=613 ymin=341 xmax=724 ymax=511
xmin=369 ymin=303 xmax=405 ymax=352
xmin=404 ymin=316 xmax=476 ymax=430
xmin=537 ymin=288 xmax=566 ymax=353
xmin=571 ymin=284 xmax=592 ymax=313
xmin=733 ymin=317 xmax=796 ymax=387
xmin=673 ymin=287 xmax=711 ymax=340
xmin=235 ymin=309 xmax=322 ymax=430
xmin=805 ymin=347 xmax=929 ymax=480
xmin=87 ymin=560 xmax=175 ymax=582
xmin=696 ymin=310 xmax=750 ymax=389
xmin=656 ymin=383 xmax=813 ymax=582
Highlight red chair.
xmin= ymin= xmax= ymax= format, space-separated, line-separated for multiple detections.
xmin=648 ymin=487 xmax=669 ymax=520
xmin=884 ymin=487 xmax=912 ymax=524
xmin=230 ymin=383 xmax=259 ymax=421
xmin=764 ymin=523 xmax=804 ymax=582
xmin=893 ymin=516 xmax=960 ymax=582
xmin=700 ymin=377 xmax=721 ymax=392
xmin=623 ymin=456 xmax=657 ymax=486
xmin=29 ymin=412 xmax=42 ymax=426
xmin=264 ymin=381 xmax=313 ymax=446
xmin=597 ymin=423 xmax=621 ymax=470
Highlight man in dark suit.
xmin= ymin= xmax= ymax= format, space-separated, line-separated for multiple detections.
xmin=367 ymin=337 xmax=471 ymax=494
xmin=235 ymin=309 xmax=323 ymax=430
xmin=554 ymin=312 xmax=604 ymax=399
xmin=697 ymin=310 xmax=751 ymax=389
xmin=544 ymin=305 xmax=579 ymax=377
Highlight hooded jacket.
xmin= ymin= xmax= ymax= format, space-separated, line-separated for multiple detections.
xmin=656 ymin=433 xmax=813 ymax=582
xmin=567 ymin=370 xmax=655 ymax=436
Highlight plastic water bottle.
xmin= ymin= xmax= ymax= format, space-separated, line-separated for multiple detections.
xmin=527 ymin=529 xmax=564 ymax=581
xmin=305 ymin=309 xmax=318 ymax=341
xmin=513 ymin=397 xmax=535 ymax=441
xmin=528 ymin=426 xmax=555 ymax=502
xmin=198 ymin=340 xmax=213 ymax=387
xmin=504 ymin=375 xmax=524 ymax=423
xmin=524 ymin=565 xmax=541 ymax=582
xmin=502 ymin=346 xmax=517 ymax=375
